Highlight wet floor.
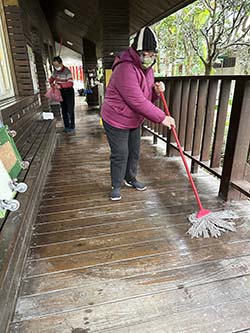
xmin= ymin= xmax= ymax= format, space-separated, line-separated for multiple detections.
xmin=10 ymin=98 xmax=250 ymax=332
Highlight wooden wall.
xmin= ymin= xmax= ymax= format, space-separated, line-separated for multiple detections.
xmin=2 ymin=0 xmax=54 ymax=102
xmin=3 ymin=0 xmax=34 ymax=96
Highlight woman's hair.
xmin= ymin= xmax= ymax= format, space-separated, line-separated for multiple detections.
xmin=53 ymin=56 xmax=63 ymax=64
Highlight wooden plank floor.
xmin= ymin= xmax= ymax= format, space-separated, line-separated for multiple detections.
xmin=10 ymin=98 xmax=250 ymax=333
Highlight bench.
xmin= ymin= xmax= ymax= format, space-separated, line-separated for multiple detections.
xmin=0 ymin=95 xmax=56 ymax=331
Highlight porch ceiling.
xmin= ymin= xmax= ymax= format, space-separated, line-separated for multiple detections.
xmin=39 ymin=0 xmax=194 ymax=56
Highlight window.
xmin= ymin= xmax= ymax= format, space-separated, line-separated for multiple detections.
xmin=0 ymin=16 xmax=14 ymax=101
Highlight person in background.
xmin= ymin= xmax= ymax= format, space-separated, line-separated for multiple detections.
xmin=49 ymin=56 xmax=75 ymax=132
xmin=101 ymin=26 xmax=175 ymax=201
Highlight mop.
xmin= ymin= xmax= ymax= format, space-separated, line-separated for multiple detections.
xmin=160 ymin=92 xmax=237 ymax=238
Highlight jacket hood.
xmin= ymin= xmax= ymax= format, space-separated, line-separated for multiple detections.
xmin=112 ymin=47 xmax=142 ymax=71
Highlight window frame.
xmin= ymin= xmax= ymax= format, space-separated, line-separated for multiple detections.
xmin=0 ymin=0 xmax=17 ymax=101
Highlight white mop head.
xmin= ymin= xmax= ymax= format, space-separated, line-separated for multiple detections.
xmin=187 ymin=210 xmax=238 ymax=238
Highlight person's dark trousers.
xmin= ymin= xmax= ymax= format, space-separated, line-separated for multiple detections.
xmin=60 ymin=87 xmax=75 ymax=129
xmin=103 ymin=120 xmax=141 ymax=188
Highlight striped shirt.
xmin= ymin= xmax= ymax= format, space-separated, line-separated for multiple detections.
xmin=49 ymin=66 xmax=73 ymax=89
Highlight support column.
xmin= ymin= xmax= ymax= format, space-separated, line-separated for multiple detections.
xmin=83 ymin=38 xmax=98 ymax=106
xmin=100 ymin=0 xmax=129 ymax=86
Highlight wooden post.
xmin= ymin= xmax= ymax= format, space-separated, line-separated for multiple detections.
xmin=200 ymin=79 xmax=218 ymax=162
xmin=210 ymin=80 xmax=231 ymax=168
xmin=219 ymin=79 xmax=250 ymax=200
xmin=179 ymin=79 xmax=190 ymax=147
xmin=184 ymin=79 xmax=198 ymax=152
xmin=191 ymin=79 xmax=208 ymax=173
xmin=164 ymin=82 xmax=171 ymax=156
xmin=167 ymin=79 xmax=182 ymax=156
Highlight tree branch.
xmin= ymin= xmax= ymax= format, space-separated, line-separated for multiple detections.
xmin=189 ymin=38 xmax=206 ymax=65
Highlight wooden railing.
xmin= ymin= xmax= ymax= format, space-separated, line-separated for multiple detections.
xmin=143 ymin=75 xmax=250 ymax=200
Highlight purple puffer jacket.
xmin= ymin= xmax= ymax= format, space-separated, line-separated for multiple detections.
xmin=101 ymin=47 xmax=166 ymax=129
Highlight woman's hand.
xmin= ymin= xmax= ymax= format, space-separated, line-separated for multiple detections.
xmin=161 ymin=116 xmax=175 ymax=129
xmin=154 ymin=81 xmax=165 ymax=96
xmin=55 ymin=83 xmax=61 ymax=89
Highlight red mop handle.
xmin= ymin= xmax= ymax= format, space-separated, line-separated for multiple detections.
xmin=160 ymin=91 xmax=204 ymax=212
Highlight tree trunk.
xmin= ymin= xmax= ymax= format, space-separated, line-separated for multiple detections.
xmin=205 ymin=62 xmax=212 ymax=75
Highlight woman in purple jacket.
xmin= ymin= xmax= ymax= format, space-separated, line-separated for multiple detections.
xmin=101 ymin=27 xmax=175 ymax=201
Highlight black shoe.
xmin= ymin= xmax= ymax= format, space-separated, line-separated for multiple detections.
xmin=110 ymin=187 xmax=121 ymax=201
xmin=124 ymin=180 xmax=147 ymax=191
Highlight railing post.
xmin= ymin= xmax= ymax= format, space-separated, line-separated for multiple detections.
xmin=191 ymin=79 xmax=208 ymax=173
xmin=210 ymin=79 xmax=231 ymax=168
xmin=153 ymin=133 xmax=158 ymax=144
xmin=219 ymin=79 xmax=250 ymax=200
xmin=164 ymin=82 xmax=171 ymax=156
xmin=184 ymin=79 xmax=198 ymax=152
xmin=179 ymin=79 xmax=190 ymax=147
xmin=200 ymin=78 xmax=218 ymax=162
xmin=167 ymin=80 xmax=182 ymax=156
xmin=141 ymin=122 xmax=147 ymax=136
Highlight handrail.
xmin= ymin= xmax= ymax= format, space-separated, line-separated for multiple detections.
xmin=143 ymin=75 xmax=250 ymax=200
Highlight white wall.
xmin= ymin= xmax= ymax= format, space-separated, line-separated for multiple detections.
xmin=55 ymin=42 xmax=82 ymax=65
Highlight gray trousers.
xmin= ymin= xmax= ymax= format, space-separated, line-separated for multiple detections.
xmin=103 ymin=120 xmax=141 ymax=188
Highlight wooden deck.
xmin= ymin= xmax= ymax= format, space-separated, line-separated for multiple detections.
xmin=9 ymin=98 xmax=250 ymax=332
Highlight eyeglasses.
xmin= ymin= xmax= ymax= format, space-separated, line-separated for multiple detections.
xmin=142 ymin=51 xmax=157 ymax=58
xmin=138 ymin=51 xmax=157 ymax=58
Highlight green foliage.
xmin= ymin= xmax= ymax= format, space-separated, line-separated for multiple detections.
xmin=154 ymin=0 xmax=250 ymax=75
